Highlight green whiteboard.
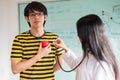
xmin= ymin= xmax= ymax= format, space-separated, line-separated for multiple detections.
xmin=18 ymin=0 xmax=120 ymax=80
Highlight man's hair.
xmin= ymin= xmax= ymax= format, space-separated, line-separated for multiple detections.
xmin=24 ymin=1 xmax=48 ymax=27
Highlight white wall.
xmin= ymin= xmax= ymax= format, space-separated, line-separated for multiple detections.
xmin=0 ymin=0 xmax=17 ymax=80
xmin=0 ymin=0 xmax=55 ymax=80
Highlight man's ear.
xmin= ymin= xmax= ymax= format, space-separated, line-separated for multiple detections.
xmin=25 ymin=17 xmax=30 ymax=22
xmin=44 ymin=15 xmax=48 ymax=20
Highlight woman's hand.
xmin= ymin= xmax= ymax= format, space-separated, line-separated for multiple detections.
xmin=54 ymin=38 xmax=69 ymax=52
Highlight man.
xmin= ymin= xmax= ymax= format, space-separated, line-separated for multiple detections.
xmin=10 ymin=1 xmax=64 ymax=80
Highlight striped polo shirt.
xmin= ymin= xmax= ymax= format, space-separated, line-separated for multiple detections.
xmin=10 ymin=31 xmax=64 ymax=80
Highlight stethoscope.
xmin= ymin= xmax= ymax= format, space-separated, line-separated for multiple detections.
xmin=56 ymin=54 xmax=84 ymax=72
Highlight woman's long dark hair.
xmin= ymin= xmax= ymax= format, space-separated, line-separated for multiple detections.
xmin=76 ymin=14 xmax=119 ymax=80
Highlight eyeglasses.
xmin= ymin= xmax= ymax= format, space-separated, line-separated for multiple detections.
xmin=29 ymin=12 xmax=44 ymax=17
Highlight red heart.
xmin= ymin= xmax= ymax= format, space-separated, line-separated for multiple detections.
xmin=41 ymin=41 xmax=49 ymax=48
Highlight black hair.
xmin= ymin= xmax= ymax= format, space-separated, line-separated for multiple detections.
xmin=24 ymin=1 xmax=48 ymax=27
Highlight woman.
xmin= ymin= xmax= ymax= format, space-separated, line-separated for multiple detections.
xmin=54 ymin=14 xmax=119 ymax=80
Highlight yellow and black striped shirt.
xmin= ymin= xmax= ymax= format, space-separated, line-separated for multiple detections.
xmin=11 ymin=31 xmax=63 ymax=80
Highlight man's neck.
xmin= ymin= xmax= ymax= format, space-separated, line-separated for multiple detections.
xmin=30 ymin=28 xmax=44 ymax=37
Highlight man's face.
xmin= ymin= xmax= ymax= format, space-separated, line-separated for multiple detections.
xmin=26 ymin=10 xmax=47 ymax=28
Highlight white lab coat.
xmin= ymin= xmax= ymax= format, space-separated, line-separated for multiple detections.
xmin=62 ymin=49 xmax=115 ymax=80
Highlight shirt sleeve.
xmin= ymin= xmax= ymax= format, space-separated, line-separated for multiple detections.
xmin=55 ymin=47 xmax=64 ymax=56
xmin=10 ymin=36 xmax=23 ymax=60
xmin=62 ymin=49 xmax=82 ymax=72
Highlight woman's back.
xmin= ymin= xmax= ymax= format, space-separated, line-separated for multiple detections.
xmin=76 ymin=54 xmax=115 ymax=80
xmin=62 ymin=50 xmax=115 ymax=80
